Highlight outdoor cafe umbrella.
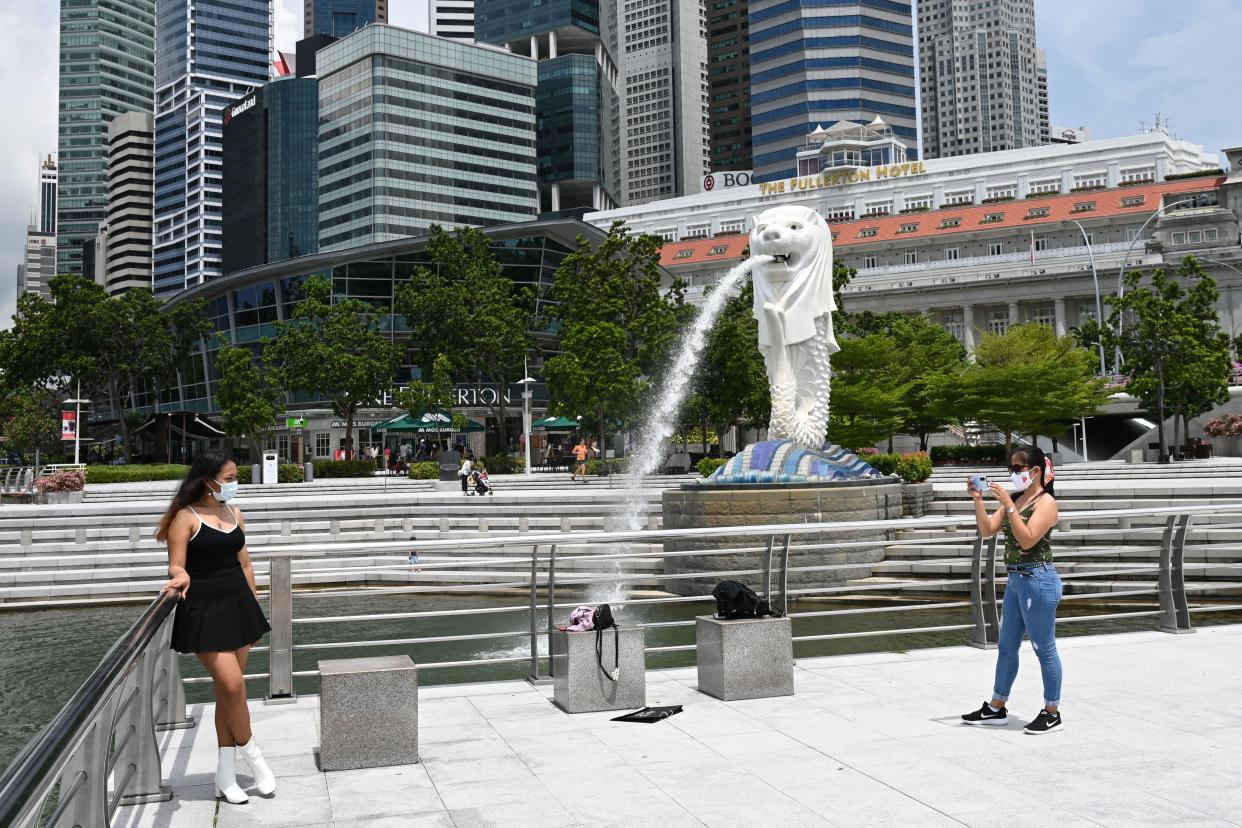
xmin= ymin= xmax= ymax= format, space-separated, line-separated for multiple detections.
xmin=532 ymin=416 xmax=579 ymax=431
xmin=375 ymin=411 xmax=485 ymax=432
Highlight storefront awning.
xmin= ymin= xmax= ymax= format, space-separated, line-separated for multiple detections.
xmin=532 ymin=416 xmax=579 ymax=431
xmin=375 ymin=410 xmax=485 ymax=432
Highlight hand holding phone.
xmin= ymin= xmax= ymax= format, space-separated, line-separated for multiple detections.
xmin=969 ymin=474 xmax=988 ymax=493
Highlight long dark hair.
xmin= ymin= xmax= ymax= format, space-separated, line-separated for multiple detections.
xmin=156 ymin=449 xmax=237 ymax=542
xmin=1010 ymin=445 xmax=1056 ymax=498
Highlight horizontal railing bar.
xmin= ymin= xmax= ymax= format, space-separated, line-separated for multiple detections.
xmin=793 ymin=622 xmax=976 ymax=642
xmin=1059 ymin=590 xmax=1158 ymax=601
xmin=785 ymin=577 xmax=975 ymax=596
xmin=295 ymin=604 xmax=533 ymax=624
xmin=1055 ymin=610 xmax=1163 ymax=623
xmin=292 ymin=630 xmax=533 ymax=651
xmin=1187 ymin=604 xmax=1242 ymax=613
xmin=645 ymin=644 xmax=698 ymax=654
xmin=789 ymin=601 xmax=973 ymax=619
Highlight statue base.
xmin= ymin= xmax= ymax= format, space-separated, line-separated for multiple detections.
xmin=706 ymin=439 xmax=882 ymax=483
xmin=661 ymin=476 xmax=903 ymax=598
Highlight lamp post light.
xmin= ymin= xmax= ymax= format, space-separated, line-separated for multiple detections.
xmin=517 ymin=369 xmax=535 ymax=477
xmin=1114 ymin=199 xmax=1195 ymax=367
xmin=62 ymin=378 xmax=92 ymax=466
xmin=1061 ymin=218 xmax=1107 ymax=375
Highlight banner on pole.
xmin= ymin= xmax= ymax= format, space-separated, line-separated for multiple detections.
xmin=61 ymin=411 xmax=77 ymax=441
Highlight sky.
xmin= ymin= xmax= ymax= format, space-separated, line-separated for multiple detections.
xmin=0 ymin=0 xmax=1239 ymax=328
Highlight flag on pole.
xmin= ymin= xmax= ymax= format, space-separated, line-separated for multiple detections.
xmin=61 ymin=411 xmax=77 ymax=441
xmin=1029 ymin=230 xmax=1035 ymax=264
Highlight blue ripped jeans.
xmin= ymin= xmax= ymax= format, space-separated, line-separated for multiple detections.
xmin=993 ymin=563 xmax=1063 ymax=708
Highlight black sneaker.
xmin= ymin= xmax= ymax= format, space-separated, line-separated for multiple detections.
xmin=1023 ymin=709 xmax=1062 ymax=735
xmin=961 ymin=702 xmax=1008 ymax=726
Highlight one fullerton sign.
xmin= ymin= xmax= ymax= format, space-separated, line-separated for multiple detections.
xmin=759 ymin=161 xmax=927 ymax=196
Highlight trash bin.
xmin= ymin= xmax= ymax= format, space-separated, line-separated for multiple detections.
xmin=262 ymin=451 xmax=278 ymax=485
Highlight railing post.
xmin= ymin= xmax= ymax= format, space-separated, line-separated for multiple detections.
xmin=53 ymin=690 xmax=120 ymax=828
xmin=546 ymin=544 xmax=557 ymax=677
xmin=528 ymin=544 xmax=540 ymax=680
xmin=1158 ymin=514 xmax=1194 ymax=634
xmin=969 ymin=534 xmax=999 ymax=649
xmin=778 ymin=534 xmax=792 ymax=617
xmin=267 ymin=555 xmax=295 ymax=700
xmin=763 ymin=535 xmax=775 ymax=599
xmin=154 ymin=610 xmax=193 ymax=731
xmin=116 ymin=644 xmax=172 ymax=807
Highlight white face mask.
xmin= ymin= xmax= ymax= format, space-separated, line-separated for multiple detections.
xmin=212 ymin=479 xmax=239 ymax=502
xmin=1009 ymin=470 xmax=1033 ymax=490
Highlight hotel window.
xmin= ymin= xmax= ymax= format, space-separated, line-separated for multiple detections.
xmin=945 ymin=247 xmax=960 ymax=260
xmin=708 ymin=245 xmax=728 ymax=255
xmin=905 ymin=251 xmax=919 ymax=264
xmin=864 ymin=254 xmax=878 ymax=268
xmin=987 ymin=309 xmax=1009 ymax=335
xmin=945 ymin=190 xmax=973 ymax=205
xmin=858 ymin=227 xmax=879 ymax=238
xmin=1205 ymin=228 xmax=1218 ymax=242
xmin=1078 ymin=306 xmax=1097 ymax=325
xmin=1029 ymin=179 xmax=1059 ymax=194
xmin=658 ymin=230 xmax=676 ymax=241
xmin=942 ymin=312 xmax=964 ymax=342
xmin=985 ymin=184 xmax=1016 ymax=201
xmin=824 ymin=206 xmax=855 ymax=221
xmin=674 ymin=249 xmax=694 ymax=259
xmin=1025 ymin=206 xmax=1049 ymax=219
xmin=1171 ymin=232 xmax=1186 ymax=245
xmin=939 ymin=217 xmax=962 ymax=229
xmin=720 ymin=220 xmax=744 ymax=234
xmin=898 ymin=223 xmax=920 ymax=234
xmin=1187 ymin=230 xmax=1202 ymax=244
xmin=864 ymin=201 xmax=891 ymax=216
xmin=905 ymin=195 xmax=932 ymax=211
xmin=1120 ymin=166 xmax=1155 ymax=183
xmin=1120 ymin=195 xmax=1146 ymax=208
xmin=1034 ymin=235 xmax=1049 ymax=252
xmin=989 ymin=242 xmax=1003 ymax=256
xmin=1127 ymin=229 xmax=1140 ymax=242
xmin=1032 ymin=305 xmax=1056 ymax=328
xmin=315 ymin=432 xmax=331 ymax=457
xmin=1071 ymin=201 xmax=1096 ymax=213
xmin=980 ymin=212 xmax=1005 ymax=224
xmin=1073 ymin=173 xmax=1106 ymax=190
xmin=685 ymin=224 xmax=710 ymax=239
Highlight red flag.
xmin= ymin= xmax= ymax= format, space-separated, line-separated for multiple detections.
xmin=61 ymin=411 xmax=77 ymax=441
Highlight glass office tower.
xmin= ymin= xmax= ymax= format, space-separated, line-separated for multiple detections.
xmin=305 ymin=0 xmax=387 ymax=38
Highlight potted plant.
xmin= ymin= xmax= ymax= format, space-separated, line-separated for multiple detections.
xmin=35 ymin=469 xmax=86 ymax=504
xmin=1203 ymin=415 xmax=1242 ymax=457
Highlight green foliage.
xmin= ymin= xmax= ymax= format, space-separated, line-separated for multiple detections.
xmin=1106 ymin=257 xmax=1232 ymax=452
xmin=690 ymin=280 xmax=770 ymax=445
xmin=696 ymin=457 xmax=728 ymax=477
xmin=542 ymin=222 xmax=686 ymax=435
xmin=215 ymin=341 xmax=284 ymax=463
xmin=311 ymin=459 xmax=378 ymax=478
xmin=265 ymin=275 xmax=402 ymax=458
xmin=393 ymin=226 xmax=533 ymax=446
xmin=0 ymin=390 xmax=61 ymax=456
xmin=862 ymin=452 xmax=932 ymax=482
xmin=481 ymin=454 xmax=524 ymax=474
xmin=85 ymin=464 xmax=190 ymax=484
xmin=828 ymin=333 xmax=911 ymax=451
xmin=35 ymin=469 xmax=86 ymax=493
xmin=945 ymin=323 xmax=1108 ymax=446
xmin=236 ymin=463 xmax=305 ymax=484
xmin=585 ymin=458 xmax=628 ymax=475
xmin=929 ymin=444 xmax=1010 ymax=464
xmin=1164 ymin=168 xmax=1224 ymax=180
xmin=407 ymin=461 xmax=441 ymax=479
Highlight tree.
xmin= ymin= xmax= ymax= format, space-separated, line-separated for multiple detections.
xmin=692 ymin=280 xmax=770 ymax=452
xmin=950 ymin=323 xmax=1108 ymax=447
xmin=827 ymin=333 xmax=912 ymax=451
xmin=215 ymin=342 xmax=283 ymax=463
xmin=0 ymin=389 xmax=62 ymax=462
xmin=393 ymin=353 xmax=460 ymax=452
xmin=394 ymin=226 xmax=532 ymax=450
xmin=265 ymin=275 xmax=402 ymax=459
xmin=543 ymin=222 xmax=686 ymax=441
xmin=1107 ymin=257 xmax=1232 ymax=458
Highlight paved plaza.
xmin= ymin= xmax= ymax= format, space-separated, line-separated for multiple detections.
xmin=117 ymin=625 xmax=1242 ymax=827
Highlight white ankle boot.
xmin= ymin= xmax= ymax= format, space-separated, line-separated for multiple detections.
xmin=238 ymin=737 xmax=277 ymax=796
xmin=215 ymin=747 xmax=249 ymax=804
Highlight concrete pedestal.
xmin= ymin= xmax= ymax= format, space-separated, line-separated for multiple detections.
xmin=319 ymin=655 xmax=418 ymax=771
xmin=552 ymin=627 xmax=646 ymax=713
xmin=696 ymin=615 xmax=794 ymax=701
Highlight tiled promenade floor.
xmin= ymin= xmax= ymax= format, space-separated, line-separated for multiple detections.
xmin=117 ymin=626 xmax=1242 ymax=827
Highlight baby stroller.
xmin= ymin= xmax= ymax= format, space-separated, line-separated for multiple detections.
xmin=472 ymin=468 xmax=493 ymax=496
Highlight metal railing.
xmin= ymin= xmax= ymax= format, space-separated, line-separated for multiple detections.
xmin=0 ymin=591 xmax=192 ymax=828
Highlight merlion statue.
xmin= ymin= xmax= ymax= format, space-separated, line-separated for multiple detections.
xmin=749 ymin=204 xmax=839 ymax=449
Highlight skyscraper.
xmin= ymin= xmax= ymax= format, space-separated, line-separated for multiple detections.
xmin=39 ymin=155 xmax=58 ymax=235
xmin=748 ymin=0 xmax=917 ymax=182
xmin=316 ymin=25 xmax=538 ymax=251
xmin=153 ymin=0 xmax=272 ymax=297
xmin=475 ymin=0 xmax=620 ymax=217
xmin=614 ymin=0 xmax=711 ymax=204
xmin=1036 ymin=47 xmax=1050 ymax=145
xmin=430 ymin=0 xmax=474 ymax=40
xmin=222 ymin=75 xmax=320 ymax=273
xmin=102 ymin=112 xmax=155 ymax=295
xmin=918 ymin=0 xmax=1042 ymax=159
xmin=707 ymin=0 xmax=751 ymax=172
xmin=305 ymin=0 xmax=387 ymax=37
xmin=21 ymin=226 xmax=57 ymax=301
xmin=56 ymin=0 xmax=156 ymax=275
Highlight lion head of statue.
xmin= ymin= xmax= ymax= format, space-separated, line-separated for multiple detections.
xmin=748 ymin=205 xmax=832 ymax=287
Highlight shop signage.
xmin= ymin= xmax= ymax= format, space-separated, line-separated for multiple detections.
xmin=759 ymin=161 xmax=927 ymax=196
xmin=329 ymin=420 xmax=384 ymax=429
xmin=286 ymin=417 xmax=306 ymax=429
xmin=224 ymin=95 xmax=257 ymax=125
xmin=701 ymin=170 xmax=752 ymax=192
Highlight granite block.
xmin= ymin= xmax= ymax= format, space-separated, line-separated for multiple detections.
xmin=551 ymin=627 xmax=646 ymax=713
xmin=319 ymin=655 xmax=419 ymax=771
xmin=696 ymin=615 xmax=794 ymax=701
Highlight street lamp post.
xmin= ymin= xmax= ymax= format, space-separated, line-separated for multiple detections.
xmin=1114 ymin=199 xmax=1195 ymax=367
xmin=517 ymin=363 xmax=535 ymax=477
xmin=1061 ymin=218 xmax=1107 ymax=375
xmin=63 ymin=378 xmax=92 ymax=466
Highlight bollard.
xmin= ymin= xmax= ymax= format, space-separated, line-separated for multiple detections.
xmin=304 ymin=461 xmax=314 ymax=482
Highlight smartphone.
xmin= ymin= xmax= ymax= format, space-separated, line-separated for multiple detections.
xmin=969 ymin=474 xmax=988 ymax=492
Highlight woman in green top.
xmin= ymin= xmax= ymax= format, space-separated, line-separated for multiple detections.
xmin=960 ymin=445 xmax=1064 ymax=734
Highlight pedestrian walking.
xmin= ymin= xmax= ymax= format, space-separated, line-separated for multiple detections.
xmin=459 ymin=454 xmax=473 ymax=496
xmin=157 ymin=450 xmax=276 ymax=804
xmin=960 ymin=445 xmax=1064 ymax=734
xmin=572 ymin=438 xmax=589 ymax=481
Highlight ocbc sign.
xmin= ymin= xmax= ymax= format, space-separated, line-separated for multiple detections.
xmin=701 ymin=171 xmax=752 ymax=193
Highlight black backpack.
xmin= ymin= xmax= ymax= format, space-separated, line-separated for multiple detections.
xmin=712 ymin=580 xmax=780 ymax=620
xmin=593 ymin=604 xmax=619 ymax=681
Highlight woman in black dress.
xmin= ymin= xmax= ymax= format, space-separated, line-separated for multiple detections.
xmin=157 ymin=450 xmax=275 ymax=805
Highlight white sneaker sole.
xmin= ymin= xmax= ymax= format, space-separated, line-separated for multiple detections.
xmin=1023 ymin=724 xmax=1063 ymax=735
xmin=962 ymin=717 xmax=1008 ymax=726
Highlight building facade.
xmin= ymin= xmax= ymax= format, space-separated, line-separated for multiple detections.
xmin=614 ymin=0 xmax=710 ymax=204
xmin=153 ymin=0 xmax=273 ymax=298
xmin=56 ymin=0 xmax=155 ymax=275
xmin=317 ymin=26 xmax=538 ymax=252
xmin=918 ymin=0 xmax=1042 ymax=159
xmin=305 ymin=0 xmax=386 ymax=37
xmin=1036 ymin=47 xmax=1049 ymax=145
xmin=222 ymin=76 xmax=320 ymax=274
xmin=707 ymin=0 xmax=751 ymax=171
xmin=475 ymin=0 xmax=620 ymax=217
xmin=39 ymin=155 xmax=58 ymax=235
xmin=748 ymin=0 xmax=917 ymax=182
xmin=20 ymin=226 xmax=57 ymax=301
xmin=430 ymin=0 xmax=475 ymax=41
xmin=99 ymin=112 xmax=155 ymax=295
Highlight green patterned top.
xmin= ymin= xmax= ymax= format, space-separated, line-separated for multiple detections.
xmin=1002 ymin=496 xmax=1053 ymax=565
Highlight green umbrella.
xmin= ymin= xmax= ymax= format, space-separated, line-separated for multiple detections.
xmin=377 ymin=411 xmax=485 ymax=432
xmin=532 ymin=416 xmax=579 ymax=431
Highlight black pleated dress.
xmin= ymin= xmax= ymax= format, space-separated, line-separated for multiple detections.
xmin=169 ymin=505 xmax=271 ymax=654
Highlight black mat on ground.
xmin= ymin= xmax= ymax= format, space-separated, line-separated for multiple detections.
xmin=610 ymin=705 xmax=684 ymax=723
